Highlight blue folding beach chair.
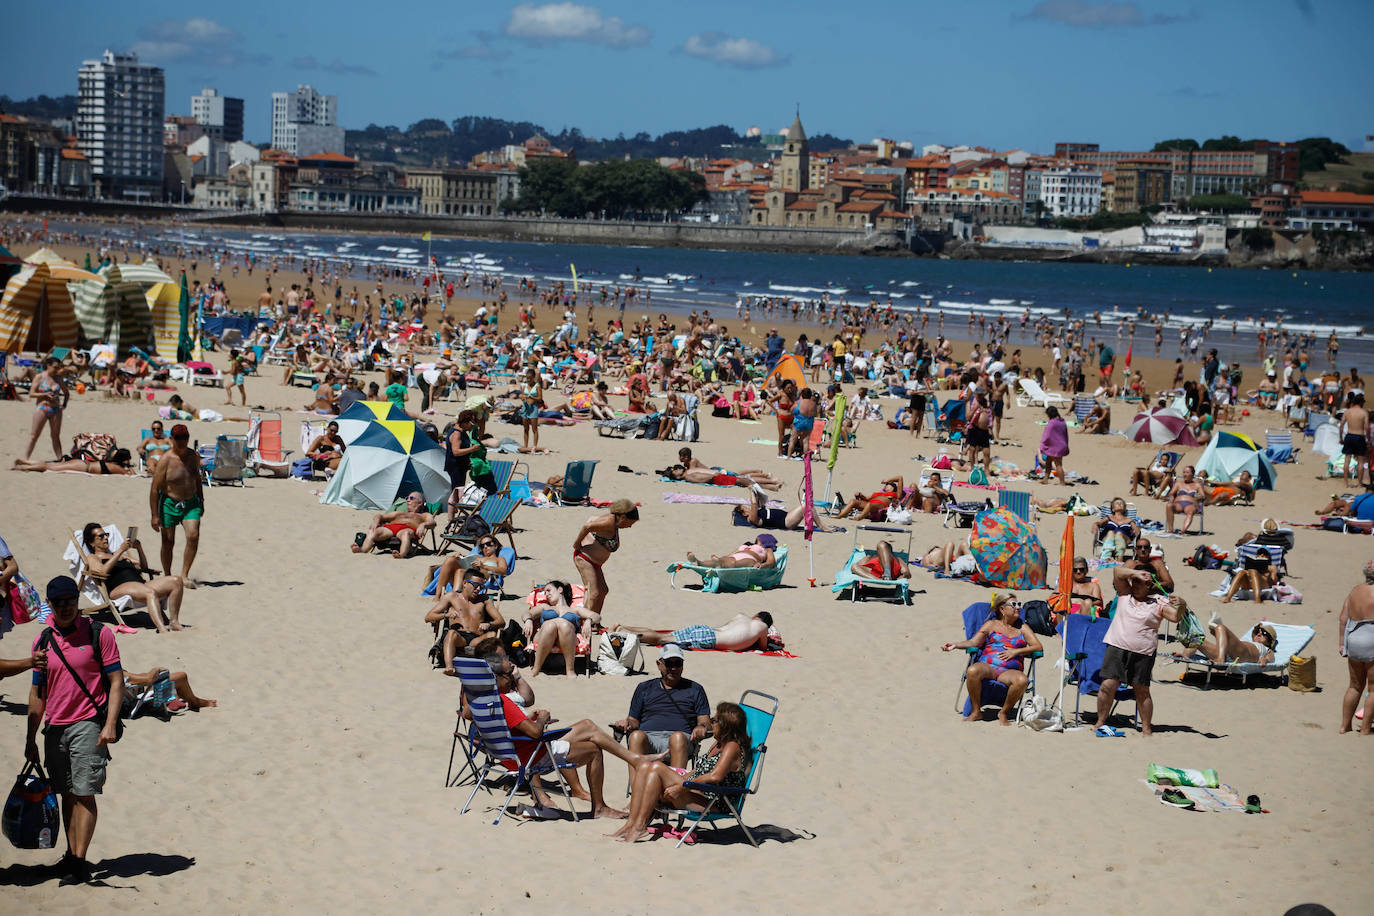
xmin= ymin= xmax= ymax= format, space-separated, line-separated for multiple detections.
xmin=997 ymin=489 xmax=1031 ymax=523
xmin=552 ymin=459 xmax=599 ymax=506
xmin=421 ymin=545 xmax=517 ymax=599
xmin=454 ymin=657 xmax=580 ymax=825
xmin=1054 ymin=614 xmax=1137 ymax=730
xmin=657 ymin=690 xmax=779 ymax=848
xmin=955 ymin=602 xmax=1042 ymax=723
xmin=1263 ymin=428 xmax=1297 ymax=464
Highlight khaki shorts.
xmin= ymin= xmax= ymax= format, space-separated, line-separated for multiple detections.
xmin=45 ymin=718 xmax=110 ymax=796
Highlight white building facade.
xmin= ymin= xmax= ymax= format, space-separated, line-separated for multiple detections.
xmin=271 ymin=85 xmax=340 ymax=155
xmin=1039 ymin=166 xmax=1102 ymax=219
xmin=77 ymin=50 xmax=165 ymax=200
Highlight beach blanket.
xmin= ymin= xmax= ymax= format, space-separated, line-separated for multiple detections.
xmin=661 ymin=492 xmax=784 ymax=508
xmin=1139 ymin=780 xmax=1256 ymax=813
xmin=748 ymin=438 xmax=779 ymax=446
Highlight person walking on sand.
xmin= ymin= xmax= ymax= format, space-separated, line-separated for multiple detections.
xmin=26 ymin=576 xmax=124 ymax=885
xmin=149 ymin=424 xmax=204 ymax=588
xmin=1338 ymin=393 xmax=1368 ymax=487
xmin=1338 ymin=559 xmax=1374 ymax=734
xmin=1038 ymin=406 xmax=1070 ymax=485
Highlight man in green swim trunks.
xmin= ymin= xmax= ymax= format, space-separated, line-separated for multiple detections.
xmin=150 ymin=424 xmax=204 ymax=588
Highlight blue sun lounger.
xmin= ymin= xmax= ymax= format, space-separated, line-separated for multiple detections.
xmin=831 ymin=525 xmax=912 ymax=603
xmin=667 ymin=546 xmax=789 ymax=593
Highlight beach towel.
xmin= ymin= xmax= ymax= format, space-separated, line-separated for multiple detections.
xmin=1139 ymin=780 xmax=1257 ymax=814
xmin=661 ymin=492 xmax=760 ymax=506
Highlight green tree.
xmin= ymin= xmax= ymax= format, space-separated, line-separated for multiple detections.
xmin=1152 ymin=138 xmax=1199 ymax=152
xmin=1200 ymin=136 xmax=1254 ymax=151
xmin=1296 ymin=137 xmax=1351 ymax=175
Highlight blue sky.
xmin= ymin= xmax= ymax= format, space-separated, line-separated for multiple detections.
xmin=3 ymin=1 xmax=1371 ymax=153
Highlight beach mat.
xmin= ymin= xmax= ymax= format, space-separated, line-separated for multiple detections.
xmin=1140 ymin=780 xmax=1254 ymax=813
xmin=661 ymin=492 xmax=783 ymax=507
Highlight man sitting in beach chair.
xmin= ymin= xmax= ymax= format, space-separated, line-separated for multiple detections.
xmin=849 ymin=539 xmax=911 ymax=582
xmin=612 ymin=613 xmax=774 ymax=653
xmin=350 ymin=493 xmax=436 ymax=558
xmin=610 ymin=644 xmax=710 ymax=770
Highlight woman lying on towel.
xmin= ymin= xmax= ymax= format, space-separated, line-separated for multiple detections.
xmin=940 ymin=592 xmax=1043 ymax=725
xmin=1174 ymin=615 xmax=1276 ymax=666
xmin=608 ymin=701 xmax=752 ymax=843
xmin=919 ymin=539 xmax=977 ymax=576
xmin=12 ymin=449 xmax=136 ymax=475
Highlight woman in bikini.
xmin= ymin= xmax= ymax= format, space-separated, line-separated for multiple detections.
xmin=24 ymin=357 xmax=68 ymax=460
xmin=940 ymin=592 xmax=1043 ymax=725
xmin=609 ymin=701 xmax=751 ymax=843
xmin=1177 ymin=616 xmax=1277 ymax=666
xmin=771 ymin=379 xmax=798 ymax=458
xmin=664 ymin=465 xmax=783 ymax=491
xmin=80 ymin=522 xmax=185 ymax=632
xmin=1165 ymin=465 xmax=1208 ymax=534
xmin=835 ymin=477 xmax=902 ymax=521
xmin=519 ymin=367 xmax=543 ymax=453
xmin=139 ymin=421 xmax=173 ymax=471
xmin=13 ymin=449 xmax=136 ymax=475
xmin=572 ymin=498 xmax=639 ymax=619
xmin=523 ymin=580 xmax=594 ymax=677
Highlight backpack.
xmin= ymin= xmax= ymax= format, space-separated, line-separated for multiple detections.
xmin=1021 ymin=600 xmax=1056 ymax=637
xmin=1188 ymin=544 xmax=1222 ymax=569
xmin=455 ymin=513 xmax=491 ymax=542
xmin=499 ymin=619 xmax=530 ymax=668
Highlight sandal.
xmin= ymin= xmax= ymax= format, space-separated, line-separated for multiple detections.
xmin=1094 ymin=725 xmax=1126 ymax=738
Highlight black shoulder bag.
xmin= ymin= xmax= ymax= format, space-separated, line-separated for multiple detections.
xmin=39 ymin=621 xmax=124 ymax=743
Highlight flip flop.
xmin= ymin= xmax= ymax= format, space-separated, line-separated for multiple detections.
xmin=516 ymin=803 xmax=561 ymax=821
xmin=1095 ymin=725 xmax=1125 ymax=738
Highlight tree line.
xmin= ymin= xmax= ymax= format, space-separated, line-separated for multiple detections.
xmin=502 ymin=157 xmax=706 ymax=219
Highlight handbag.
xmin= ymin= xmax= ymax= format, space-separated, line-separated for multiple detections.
xmin=2 ymin=762 xmax=60 ymax=849
xmin=596 ymin=632 xmax=641 ymax=676
xmin=39 ymin=621 xmax=124 ymax=743
xmin=1287 ymin=654 xmax=1317 ymax=692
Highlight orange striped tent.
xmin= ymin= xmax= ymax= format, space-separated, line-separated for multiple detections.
xmin=0 ymin=262 xmax=82 ymax=353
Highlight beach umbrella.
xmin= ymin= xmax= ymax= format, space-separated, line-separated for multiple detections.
xmin=24 ymin=248 xmax=102 ymax=283
xmin=1196 ymin=430 xmax=1277 ymax=491
xmin=938 ymin=398 xmax=967 ymax=431
xmin=0 ymin=262 xmax=81 ymax=353
xmin=335 ymin=399 xmax=410 ymax=444
xmin=1124 ymin=407 xmax=1197 ymax=446
xmin=320 ymin=417 xmax=449 ymax=511
xmin=1049 ymin=515 xmax=1075 ymax=615
xmin=969 ymin=507 xmax=1047 ymax=591
xmin=822 ymin=391 xmax=846 ymax=503
xmin=176 ymin=272 xmax=193 ymax=362
xmin=70 ymin=262 xmax=169 ymax=356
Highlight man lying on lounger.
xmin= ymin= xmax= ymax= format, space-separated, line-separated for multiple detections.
xmin=351 ymin=492 xmax=436 ymax=558
xmin=612 ymin=612 xmax=774 ymax=652
xmin=850 ymin=539 xmax=911 ymax=581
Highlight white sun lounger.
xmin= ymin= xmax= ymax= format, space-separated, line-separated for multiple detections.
xmin=1163 ymin=621 xmax=1315 ymax=687
xmin=1016 ymin=378 xmax=1070 ymax=409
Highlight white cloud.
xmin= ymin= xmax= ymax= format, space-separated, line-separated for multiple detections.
xmin=130 ymin=18 xmax=269 ymax=66
xmin=292 ymin=56 xmax=378 ymax=77
xmin=503 ymin=3 xmax=650 ymax=48
xmin=682 ymin=32 xmax=787 ymax=69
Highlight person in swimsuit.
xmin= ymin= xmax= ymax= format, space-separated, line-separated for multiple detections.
xmin=350 ymin=493 xmax=435 ymax=558
xmin=682 ymin=532 xmax=779 ymax=570
xmin=1063 ymin=556 xmax=1104 ymax=612
xmin=1205 ymin=470 xmax=1256 ymax=506
xmin=663 ymin=465 xmax=783 ymax=491
xmin=523 ymin=580 xmax=594 ymax=677
xmin=225 ymin=349 xmax=247 ymax=407
xmin=771 ymin=379 xmax=798 ymax=457
xmin=609 ymin=701 xmax=752 ymax=843
xmin=425 ymin=571 xmax=506 ymax=670
xmin=919 ymin=539 xmax=976 ymax=576
xmin=306 ymin=421 xmax=346 ymax=472
xmin=1339 ymin=560 xmax=1374 ymax=734
xmin=613 ymin=612 xmax=773 ymax=652
xmin=572 ymin=498 xmax=638 ymax=619
xmin=150 ymin=425 xmax=205 ymax=586
xmin=786 ymin=387 xmax=819 ymax=458
xmin=1130 ymin=452 xmax=1178 ymax=499
xmin=907 ymin=470 xmax=952 ymax=514
xmin=519 ymin=367 xmax=543 ymax=453
xmin=1175 ymin=613 xmax=1276 ymax=667
xmin=24 ymin=357 xmax=68 ymax=461
xmin=1165 ymin=465 xmax=1208 ymax=534
xmin=1092 ymin=498 xmax=1140 ymax=560
xmin=908 ymin=367 xmax=931 ymax=438
xmin=964 ymin=392 xmax=993 ymax=474
xmin=851 ymin=539 xmax=911 ymax=581
xmin=834 ymin=477 xmax=902 ymax=521
xmin=940 ymin=592 xmax=1042 ymax=725
xmin=80 ymin=522 xmax=185 ymax=632
xmin=1339 ymin=392 xmax=1369 ymax=486
xmin=138 ymin=421 xmax=173 ymax=471
xmin=12 ymin=449 xmax=136 ymax=475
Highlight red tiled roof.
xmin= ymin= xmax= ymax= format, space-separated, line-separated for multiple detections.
xmin=300 ymin=151 xmax=356 ymax=164
xmin=1299 ymin=191 xmax=1374 ymax=206
xmin=838 ymin=201 xmax=883 ymax=213
xmin=786 ymin=200 xmax=820 ymax=211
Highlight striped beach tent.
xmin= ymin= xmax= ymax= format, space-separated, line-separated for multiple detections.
xmin=320 ymin=418 xmax=449 ymax=510
xmin=70 ymin=262 xmax=171 ymax=356
xmin=145 ymin=280 xmax=183 ymax=361
xmin=0 ymin=262 xmax=82 ymax=353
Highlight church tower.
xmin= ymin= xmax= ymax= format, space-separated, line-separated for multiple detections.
xmin=777 ymin=112 xmax=809 ymax=193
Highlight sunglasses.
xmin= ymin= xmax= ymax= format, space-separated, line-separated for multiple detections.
xmin=480 ymin=540 xmax=498 ymax=548
xmin=1073 ymin=566 xmax=1088 ymax=572
xmin=662 ymin=659 xmax=684 ymax=668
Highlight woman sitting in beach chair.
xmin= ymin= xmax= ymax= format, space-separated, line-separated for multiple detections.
xmin=941 ymin=593 xmax=1043 ymax=725
xmin=834 ymin=477 xmax=902 ymax=521
xmin=79 ymin=522 xmax=186 ymax=632
xmin=850 ymin=540 xmax=911 ymax=582
xmin=1176 ymin=615 xmax=1277 ymax=667
xmin=522 ymin=580 xmax=597 ymax=677
xmin=1092 ymin=498 xmax=1140 ymax=561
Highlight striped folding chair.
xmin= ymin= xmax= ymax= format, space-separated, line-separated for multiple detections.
xmin=1264 ymin=428 xmax=1297 ymax=463
xmin=1072 ymin=395 xmax=1097 ymax=425
xmin=997 ymin=489 xmax=1032 ymax=522
xmin=454 ymin=658 xmax=580 ymax=825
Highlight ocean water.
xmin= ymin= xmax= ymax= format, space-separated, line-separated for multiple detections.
xmin=95 ymin=222 xmax=1374 ymax=366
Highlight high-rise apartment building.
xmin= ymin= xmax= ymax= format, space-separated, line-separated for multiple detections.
xmin=77 ymin=49 xmax=165 ymax=200
xmin=271 ymin=84 xmax=343 ymax=156
xmin=191 ymin=88 xmax=244 ymax=142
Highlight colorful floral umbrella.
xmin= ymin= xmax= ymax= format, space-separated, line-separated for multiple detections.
xmin=969 ymin=507 xmax=1047 ymax=591
xmin=1196 ymin=430 xmax=1277 ymax=491
xmin=1124 ymin=407 xmax=1197 ymax=446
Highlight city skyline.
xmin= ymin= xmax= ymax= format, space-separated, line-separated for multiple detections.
xmin=3 ymin=0 xmax=1371 ymax=153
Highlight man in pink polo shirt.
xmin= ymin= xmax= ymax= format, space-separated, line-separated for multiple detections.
xmin=1095 ymin=566 xmax=1186 ymax=737
xmin=25 ymin=575 xmax=124 ymax=885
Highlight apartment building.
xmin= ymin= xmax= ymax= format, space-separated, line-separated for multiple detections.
xmin=77 ymin=50 xmax=165 ymax=200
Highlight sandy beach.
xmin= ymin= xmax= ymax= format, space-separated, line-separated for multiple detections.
xmin=1 ymin=236 xmax=1370 ymax=914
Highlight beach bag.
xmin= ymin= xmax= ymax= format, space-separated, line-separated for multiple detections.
xmin=1021 ymin=695 xmax=1062 ymax=732
xmin=885 ymin=506 xmax=914 ymax=525
xmin=1175 ymin=610 xmax=1207 ymax=649
xmin=596 ymin=632 xmax=641 ymax=676
xmin=3 ymin=762 xmax=60 ymax=849
xmin=7 ymin=575 xmax=45 ymax=625
xmin=499 ymin=620 xmax=530 ymax=668
xmin=674 ymin=413 xmax=699 ymax=442
xmin=1187 ymin=545 xmax=1224 ymax=570
xmin=1287 ymin=654 xmax=1317 ymax=692
xmin=968 ymin=466 xmax=989 ymax=486
xmin=1021 ymin=600 xmax=1056 ymax=637
xmin=1271 ymin=582 xmax=1303 ymax=604
xmin=290 ymin=458 xmax=315 ymax=479
xmin=931 ymin=454 xmax=952 ymax=470
xmin=455 ymin=514 xmax=490 ymax=542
